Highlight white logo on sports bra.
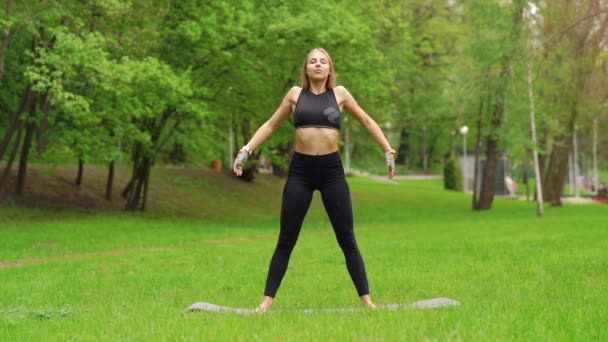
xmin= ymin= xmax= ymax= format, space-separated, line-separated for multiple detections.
xmin=323 ymin=107 xmax=340 ymax=123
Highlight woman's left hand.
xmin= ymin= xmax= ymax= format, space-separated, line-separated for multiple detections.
xmin=233 ymin=146 xmax=251 ymax=176
xmin=385 ymin=149 xmax=396 ymax=179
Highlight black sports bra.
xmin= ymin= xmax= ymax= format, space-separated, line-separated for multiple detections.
xmin=293 ymin=88 xmax=341 ymax=130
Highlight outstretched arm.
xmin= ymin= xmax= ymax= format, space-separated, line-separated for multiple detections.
xmin=337 ymin=86 xmax=395 ymax=179
xmin=233 ymin=87 xmax=298 ymax=176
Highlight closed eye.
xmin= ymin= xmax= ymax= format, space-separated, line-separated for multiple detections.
xmin=309 ymin=58 xmax=328 ymax=64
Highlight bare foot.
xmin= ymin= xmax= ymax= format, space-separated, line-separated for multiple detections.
xmin=361 ymin=295 xmax=377 ymax=309
xmin=255 ymin=296 xmax=273 ymax=313
xmin=363 ymin=302 xmax=377 ymax=309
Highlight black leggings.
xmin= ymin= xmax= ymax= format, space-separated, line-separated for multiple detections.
xmin=263 ymin=151 xmax=370 ymax=297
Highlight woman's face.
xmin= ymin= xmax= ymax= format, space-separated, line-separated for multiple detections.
xmin=306 ymin=50 xmax=330 ymax=83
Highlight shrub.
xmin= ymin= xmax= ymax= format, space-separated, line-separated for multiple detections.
xmin=444 ymin=153 xmax=463 ymax=191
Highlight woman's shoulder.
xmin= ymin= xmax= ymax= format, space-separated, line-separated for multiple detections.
xmin=285 ymin=86 xmax=303 ymax=103
xmin=285 ymin=86 xmax=303 ymax=96
xmin=332 ymin=85 xmax=349 ymax=95
xmin=288 ymin=86 xmax=303 ymax=93
xmin=332 ymin=85 xmax=353 ymax=100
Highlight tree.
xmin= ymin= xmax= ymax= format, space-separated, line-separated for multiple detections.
xmin=114 ymin=57 xmax=205 ymax=210
xmin=0 ymin=1 xmax=62 ymax=197
xmin=465 ymin=0 xmax=527 ymax=210
xmin=537 ymin=0 xmax=608 ymax=205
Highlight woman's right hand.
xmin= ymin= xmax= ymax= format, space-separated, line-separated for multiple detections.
xmin=385 ymin=149 xmax=396 ymax=179
xmin=233 ymin=146 xmax=251 ymax=176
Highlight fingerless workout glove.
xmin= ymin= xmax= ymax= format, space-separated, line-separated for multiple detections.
xmin=233 ymin=145 xmax=251 ymax=169
xmin=385 ymin=148 xmax=396 ymax=171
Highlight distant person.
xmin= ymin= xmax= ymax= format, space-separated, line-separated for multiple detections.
xmin=233 ymin=48 xmax=395 ymax=312
xmin=504 ymin=176 xmax=518 ymax=197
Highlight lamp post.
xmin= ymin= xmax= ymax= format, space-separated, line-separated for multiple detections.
xmin=227 ymin=86 xmax=234 ymax=167
xmin=573 ymin=125 xmax=579 ymax=198
xmin=460 ymin=125 xmax=469 ymax=192
xmin=593 ymin=117 xmax=598 ymax=195
xmin=422 ymin=125 xmax=427 ymax=172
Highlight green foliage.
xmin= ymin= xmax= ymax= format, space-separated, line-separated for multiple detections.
xmin=0 ymin=0 xmax=606 ymax=196
xmin=25 ymin=28 xmax=111 ymax=162
xmin=443 ymin=153 xmax=463 ymax=191
xmin=112 ymin=57 xmax=206 ymax=162
xmin=0 ymin=0 xmax=497 ymax=173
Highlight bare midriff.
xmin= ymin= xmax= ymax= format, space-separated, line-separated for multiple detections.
xmin=295 ymin=127 xmax=340 ymax=155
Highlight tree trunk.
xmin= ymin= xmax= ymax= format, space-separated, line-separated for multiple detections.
xmin=543 ymin=105 xmax=577 ymax=206
xmin=12 ymin=22 xmax=48 ymax=196
xmin=523 ymin=151 xmax=530 ymax=201
xmin=105 ymin=161 xmax=114 ymax=201
xmin=76 ymin=158 xmax=84 ymax=186
xmin=0 ymin=113 xmax=19 ymax=161
xmin=36 ymin=94 xmax=51 ymax=155
xmin=141 ymin=161 xmax=151 ymax=211
xmin=16 ymin=122 xmax=36 ymax=196
xmin=472 ymin=97 xmax=484 ymax=209
xmin=477 ymin=138 xmax=499 ymax=210
xmin=0 ymin=85 xmax=33 ymax=161
xmin=123 ymin=143 xmax=151 ymax=211
xmin=0 ymin=85 xmax=36 ymax=197
xmin=122 ymin=109 xmax=172 ymax=210
xmin=124 ymin=164 xmax=140 ymax=210
xmin=477 ymin=75 xmax=506 ymax=211
xmin=15 ymin=88 xmax=39 ymax=197
xmin=475 ymin=0 xmax=525 ymax=210
xmin=543 ymin=143 xmax=570 ymax=205
xmin=538 ymin=0 xmax=608 ymax=205
xmin=126 ymin=173 xmax=144 ymax=210
xmin=543 ymin=106 xmax=576 ymax=206
xmin=535 ymin=126 xmax=548 ymax=201
xmin=121 ymin=143 xmax=143 ymax=199
xmin=123 ymin=162 xmax=141 ymax=203
xmin=0 ymin=122 xmax=24 ymax=199
xmin=125 ymin=159 xmax=149 ymax=211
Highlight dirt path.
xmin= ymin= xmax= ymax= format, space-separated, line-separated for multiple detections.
xmin=348 ymin=169 xmax=442 ymax=184
xmin=0 ymin=235 xmax=276 ymax=270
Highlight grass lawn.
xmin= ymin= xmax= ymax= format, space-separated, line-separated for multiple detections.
xmin=1 ymin=174 xmax=607 ymax=341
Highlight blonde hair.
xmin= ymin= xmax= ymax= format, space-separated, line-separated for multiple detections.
xmin=300 ymin=48 xmax=336 ymax=89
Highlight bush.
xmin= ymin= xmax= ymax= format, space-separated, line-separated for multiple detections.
xmin=444 ymin=153 xmax=463 ymax=191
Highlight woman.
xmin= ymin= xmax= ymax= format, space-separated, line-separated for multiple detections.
xmin=233 ymin=48 xmax=395 ymax=312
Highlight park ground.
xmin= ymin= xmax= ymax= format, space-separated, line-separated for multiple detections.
xmin=1 ymin=164 xmax=607 ymax=341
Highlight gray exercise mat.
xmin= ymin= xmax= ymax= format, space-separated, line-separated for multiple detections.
xmin=183 ymin=298 xmax=460 ymax=314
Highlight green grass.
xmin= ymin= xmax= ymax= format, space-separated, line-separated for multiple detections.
xmin=1 ymin=176 xmax=607 ymax=341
